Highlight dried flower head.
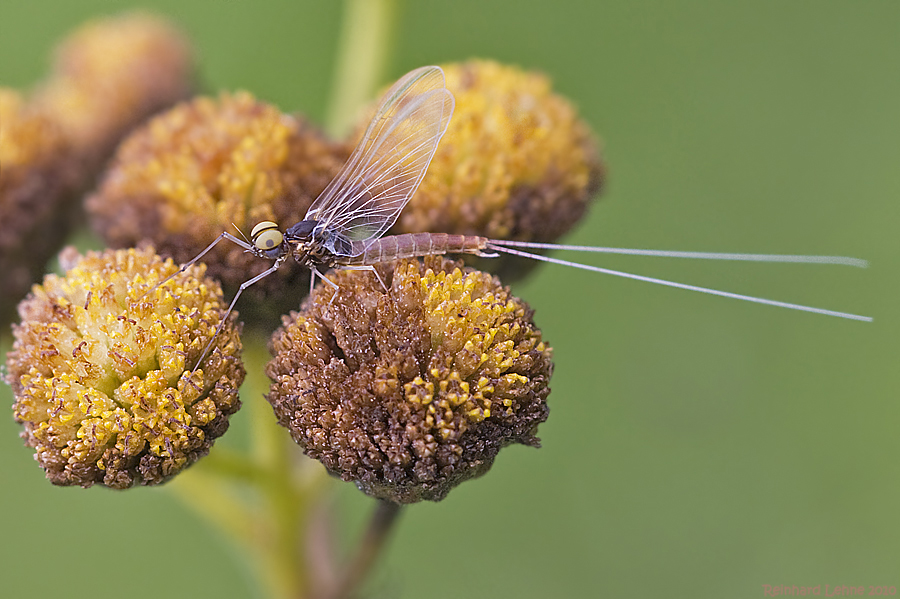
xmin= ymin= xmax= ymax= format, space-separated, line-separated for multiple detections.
xmin=87 ymin=92 xmax=349 ymax=321
xmin=34 ymin=12 xmax=195 ymax=168
xmin=266 ymin=256 xmax=552 ymax=503
xmin=372 ymin=61 xmax=604 ymax=259
xmin=6 ymin=246 xmax=244 ymax=488
xmin=0 ymin=89 xmax=80 ymax=322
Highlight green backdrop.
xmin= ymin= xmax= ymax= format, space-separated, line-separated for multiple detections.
xmin=1 ymin=1 xmax=897 ymax=597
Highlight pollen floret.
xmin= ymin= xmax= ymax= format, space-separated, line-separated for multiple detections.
xmin=0 ymin=90 xmax=79 ymax=322
xmin=86 ymin=92 xmax=349 ymax=319
xmin=34 ymin=12 xmax=195 ymax=167
xmin=6 ymin=247 xmax=245 ymax=488
xmin=379 ymin=60 xmax=604 ymax=250
xmin=266 ymin=256 xmax=552 ymax=503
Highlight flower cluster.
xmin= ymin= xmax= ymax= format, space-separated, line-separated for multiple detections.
xmin=33 ymin=12 xmax=195 ymax=168
xmin=6 ymin=247 xmax=244 ymax=488
xmin=266 ymin=256 xmax=553 ymax=503
xmin=5 ymin=20 xmax=603 ymax=502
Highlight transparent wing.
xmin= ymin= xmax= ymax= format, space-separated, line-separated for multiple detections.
xmin=305 ymin=66 xmax=454 ymax=255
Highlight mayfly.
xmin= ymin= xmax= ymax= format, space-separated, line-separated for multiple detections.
xmin=151 ymin=66 xmax=870 ymax=369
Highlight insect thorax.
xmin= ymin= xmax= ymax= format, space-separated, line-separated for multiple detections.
xmin=285 ymin=219 xmax=352 ymax=268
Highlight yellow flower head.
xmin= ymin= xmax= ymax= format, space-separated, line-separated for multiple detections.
xmin=34 ymin=12 xmax=195 ymax=165
xmin=6 ymin=247 xmax=244 ymax=488
xmin=0 ymin=90 xmax=66 ymax=169
xmin=266 ymin=256 xmax=552 ymax=503
xmin=0 ymin=12 xmax=197 ymax=321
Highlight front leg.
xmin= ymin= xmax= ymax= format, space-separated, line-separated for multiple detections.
xmin=192 ymin=257 xmax=284 ymax=373
xmin=140 ymin=231 xmax=255 ymax=300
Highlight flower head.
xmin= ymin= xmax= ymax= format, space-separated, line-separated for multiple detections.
xmin=266 ymin=256 xmax=552 ymax=503
xmin=6 ymin=247 xmax=244 ymax=488
xmin=0 ymin=12 xmax=196 ymax=321
xmin=365 ymin=60 xmax=604 ymax=278
xmin=87 ymin=92 xmax=349 ymax=322
xmin=34 ymin=12 xmax=195 ymax=167
xmin=0 ymin=89 xmax=80 ymax=322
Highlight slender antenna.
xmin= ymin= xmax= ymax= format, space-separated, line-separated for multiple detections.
xmin=232 ymin=223 xmax=252 ymax=245
xmin=486 ymin=243 xmax=872 ymax=322
xmin=488 ymin=239 xmax=868 ymax=268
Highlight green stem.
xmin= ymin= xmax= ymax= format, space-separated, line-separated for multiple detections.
xmin=169 ymin=333 xmax=327 ymax=599
xmin=246 ymin=335 xmax=307 ymax=599
xmin=326 ymin=0 xmax=400 ymax=138
xmin=245 ymin=331 xmax=283 ymax=472
xmin=332 ymin=500 xmax=403 ymax=599
xmin=195 ymin=445 xmax=263 ymax=483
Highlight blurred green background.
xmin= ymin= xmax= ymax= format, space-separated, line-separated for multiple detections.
xmin=1 ymin=1 xmax=897 ymax=597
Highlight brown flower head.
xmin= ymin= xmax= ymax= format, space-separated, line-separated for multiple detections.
xmin=34 ymin=12 xmax=195 ymax=168
xmin=266 ymin=256 xmax=552 ymax=503
xmin=354 ymin=60 xmax=604 ymax=277
xmin=6 ymin=247 xmax=244 ymax=488
xmin=87 ymin=92 xmax=350 ymax=322
xmin=0 ymin=89 xmax=80 ymax=322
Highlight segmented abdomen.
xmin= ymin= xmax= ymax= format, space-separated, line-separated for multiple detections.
xmin=344 ymin=233 xmax=489 ymax=265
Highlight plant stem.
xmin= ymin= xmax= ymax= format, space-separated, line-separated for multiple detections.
xmin=169 ymin=333 xmax=326 ymax=599
xmin=245 ymin=335 xmax=308 ymax=599
xmin=332 ymin=500 xmax=403 ymax=599
xmin=326 ymin=0 xmax=399 ymax=138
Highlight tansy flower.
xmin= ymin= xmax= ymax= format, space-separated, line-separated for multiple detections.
xmin=0 ymin=12 xmax=195 ymax=321
xmin=34 ymin=12 xmax=195 ymax=169
xmin=266 ymin=256 xmax=553 ymax=503
xmin=0 ymin=90 xmax=79 ymax=321
xmin=6 ymin=247 xmax=244 ymax=488
xmin=353 ymin=60 xmax=605 ymax=277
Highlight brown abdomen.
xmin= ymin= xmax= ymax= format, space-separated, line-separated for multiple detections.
xmin=344 ymin=233 xmax=489 ymax=265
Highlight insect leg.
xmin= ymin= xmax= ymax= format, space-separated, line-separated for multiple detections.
xmin=191 ymin=261 xmax=282 ymax=373
xmin=308 ymin=267 xmax=345 ymax=306
xmin=311 ymin=268 xmax=339 ymax=290
xmin=141 ymin=232 xmax=255 ymax=300
xmin=337 ymin=265 xmax=388 ymax=292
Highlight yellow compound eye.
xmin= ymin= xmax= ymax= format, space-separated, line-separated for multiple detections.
xmin=255 ymin=228 xmax=283 ymax=250
xmin=251 ymin=221 xmax=283 ymax=251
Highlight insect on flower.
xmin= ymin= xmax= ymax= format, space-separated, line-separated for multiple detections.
xmin=150 ymin=66 xmax=871 ymax=368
